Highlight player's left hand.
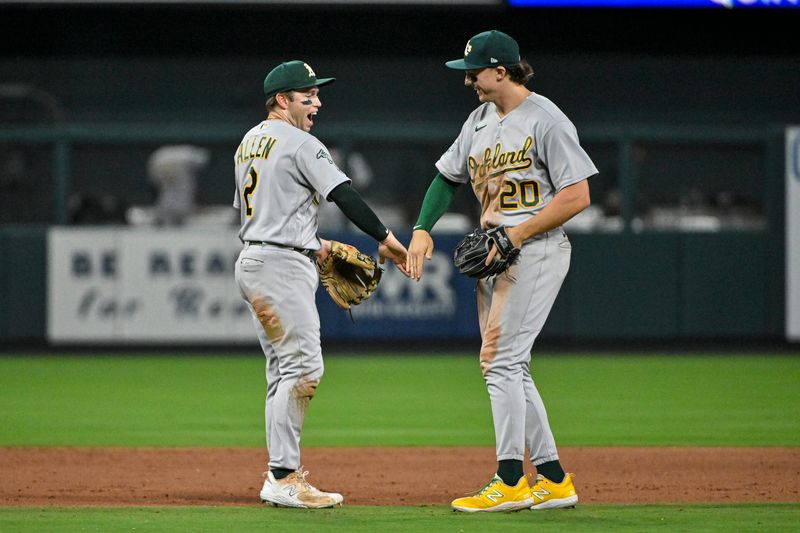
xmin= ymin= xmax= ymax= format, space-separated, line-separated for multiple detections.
xmin=485 ymin=226 xmax=524 ymax=266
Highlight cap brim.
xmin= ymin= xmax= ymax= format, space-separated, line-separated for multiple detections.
xmin=314 ymin=77 xmax=335 ymax=88
xmin=445 ymin=59 xmax=519 ymax=70
xmin=445 ymin=59 xmax=473 ymax=70
xmin=272 ymin=77 xmax=336 ymax=97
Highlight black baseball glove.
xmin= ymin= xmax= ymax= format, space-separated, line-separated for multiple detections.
xmin=453 ymin=226 xmax=521 ymax=279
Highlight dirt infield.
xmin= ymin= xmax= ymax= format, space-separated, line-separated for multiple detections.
xmin=1 ymin=447 xmax=798 ymax=506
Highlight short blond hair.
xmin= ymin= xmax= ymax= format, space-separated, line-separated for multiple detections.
xmin=265 ymin=91 xmax=295 ymax=113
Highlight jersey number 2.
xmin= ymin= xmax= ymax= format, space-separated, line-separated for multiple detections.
xmin=243 ymin=167 xmax=259 ymax=217
xmin=499 ymin=179 xmax=540 ymax=210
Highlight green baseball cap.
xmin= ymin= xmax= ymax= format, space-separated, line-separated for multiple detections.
xmin=263 ymin=60 xmax=335 ymax=99
xmin=445 ymin=30 xmax=521 ymax=70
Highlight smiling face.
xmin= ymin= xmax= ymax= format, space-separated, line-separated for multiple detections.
xmin=276 ymin=87 xmax=321 ymax=132
xmin=464 ymin=67 xmax=504 ymax=103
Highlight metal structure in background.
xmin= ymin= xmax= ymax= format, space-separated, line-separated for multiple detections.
xmin=0 ymin=122 xmax=790 ymax=344
xmin=0 ymin=121 xmax=785 ymax=233
xmin=0 ymin=84 xmax=66 ymax=123
xmin=0 ymin=84 xmax=66 ymax=225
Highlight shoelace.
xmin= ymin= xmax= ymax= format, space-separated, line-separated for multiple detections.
xmin=464 ymin=477 xmax=502 ymax=497
xmin=292 ymin=468 xmax=315 ymax=492
xmin=263 ymin=468 xmax=315 ymax=493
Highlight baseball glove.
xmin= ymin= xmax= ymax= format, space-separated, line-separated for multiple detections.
xmin=317 ymin=241 xmax=382 ymax=310
xmin=453 ymin=226 xmax=521 ymax=279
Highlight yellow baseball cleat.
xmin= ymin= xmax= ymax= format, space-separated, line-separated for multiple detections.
xmin=529 ymin=472 xmax=579 ymax=509
xmin=451 ymin=475 xmax=534 ymax=513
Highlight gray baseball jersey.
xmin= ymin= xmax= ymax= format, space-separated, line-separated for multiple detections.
xmin=437 ymin=92 xmax=596 ymax=468
xmin=436 ymin=92 xmax=597 ymax=230
xmin=233 ymin=118 xmax=348 ymax=474
xmin=233 ymin=120 xmax=350 ymax=250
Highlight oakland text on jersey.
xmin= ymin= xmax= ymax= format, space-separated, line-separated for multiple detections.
xmin=235 ymin=134 xmax=278 ymax=164
xmin=468 ymin=136 xmax=534 ymax=183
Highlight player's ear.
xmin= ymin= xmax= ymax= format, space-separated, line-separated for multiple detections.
xmin=276 ymin=92 xmax=291 ymax=109
xmin=495 ymin=67 xmax=507 ymax=81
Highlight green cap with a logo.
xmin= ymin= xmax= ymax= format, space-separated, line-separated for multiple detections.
xmin=263 ymin=60 xmax=335 ymax=99
xmin=445 ymin=30 xmax=521 ymax=70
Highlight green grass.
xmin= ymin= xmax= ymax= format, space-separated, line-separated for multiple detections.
xmin=1 ymin=353 xmax=798 ymax=530
xmin=0 ymin=353 xmax=798 ymax=447
xmin=1 ymin=504 xmax=798 ymax=532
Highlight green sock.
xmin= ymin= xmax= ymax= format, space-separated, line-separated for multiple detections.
xmin=271 ymin=468 xmax=293 ymax=480
xmin=536 ymin=461 xmax=565 ymax=483
xmin=497 ymin=460 xmax=524 ymax=486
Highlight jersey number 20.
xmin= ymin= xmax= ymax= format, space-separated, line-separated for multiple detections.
xmin=243 ymin=167 xmax=259 ymax=217
xmin=499 ymin=179 xmax=540 ymax=210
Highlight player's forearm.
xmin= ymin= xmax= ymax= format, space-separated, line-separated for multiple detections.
xmin=513 ymin=180 xmax=590 ymax=242
xmin=327 ymin=182 xmax=390 ymax=242
xmin=413 ymin=173 xmax=460 ymax=232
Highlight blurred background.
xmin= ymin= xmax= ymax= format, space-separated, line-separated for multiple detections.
xmin=1 ymin=0 xmax=799 ymax=349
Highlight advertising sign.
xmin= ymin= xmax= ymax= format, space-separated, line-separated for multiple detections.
xmin=47 ymin=228 xmax=479 ymax=344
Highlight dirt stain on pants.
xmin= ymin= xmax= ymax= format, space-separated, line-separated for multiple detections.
xmin=291 ymin=375 xmax=320 ymax=419
xmin=250 ymin=296 xmax=285 ymax=342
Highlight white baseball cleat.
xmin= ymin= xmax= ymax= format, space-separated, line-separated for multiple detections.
xmin=260 ymin=469 xmax=344 ymax=508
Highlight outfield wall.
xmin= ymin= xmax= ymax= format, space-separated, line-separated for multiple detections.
xmin=0 ymin=226 xmax=783 ymax=345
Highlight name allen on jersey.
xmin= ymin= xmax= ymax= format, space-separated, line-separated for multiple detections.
xmin=235 ymin=134 xmax=278 ymax=164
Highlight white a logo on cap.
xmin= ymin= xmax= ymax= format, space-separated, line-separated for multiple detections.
xmin=303 ymin=63 xmax=316 ymax=77
xmin=464 ymin=41 xmax=472 ymax=57
xmin=490 ymin=57 xmax=498 ymax=63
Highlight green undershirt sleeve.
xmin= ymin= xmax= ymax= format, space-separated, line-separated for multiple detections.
xmin=327 ymin=182 xmax=389 ymax=242
xmin=413 ymin=173 xmax=460 ymax=232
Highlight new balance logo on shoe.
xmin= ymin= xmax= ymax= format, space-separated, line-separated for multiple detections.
xmin=531 ymin=487 xmax=551 ymax=500
xmin=529 ymin=473 xmax=579 ymax=510
xmin=484 ymin=488 xmax=504 ymax=503
xmin=261 ymin=469 xmax=344 ymax=509
xmin=451 ymin=475 xmax=533 ymax=513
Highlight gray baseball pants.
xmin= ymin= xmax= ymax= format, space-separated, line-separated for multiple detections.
xmin=476 ymin=229 xmax=571 ymax=467
xmin=235 ymin=243 xmax=323 ymax=472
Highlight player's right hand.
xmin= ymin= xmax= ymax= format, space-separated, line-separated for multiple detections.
xmin=378 ymin=231 xmax=411 ymax=277
xmin=408 ymin=229 xmax=434 ymax=281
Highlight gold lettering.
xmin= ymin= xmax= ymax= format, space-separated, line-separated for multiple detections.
xmin=255 ymin=136 xmax=267 ymax=159
xmin=516 ymin=137 xmax=533 ymax=167
xmin=492 ymin=144 xmax=502 ymax=167
xmin=468 ymin=136 xmax=534 ymax=182
xmin=236 ymin=135 xmax=278 ymax=164
xmin=260 ymin=137 xmax=276 ymax=159
xmin=468 ymin=156 xmax=478 ymax=177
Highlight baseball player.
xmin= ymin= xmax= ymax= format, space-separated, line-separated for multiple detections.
xmin=408 ymin=30 xmax=598 ymax=512
xmin=233 ymin=60 xmax=409 ymax=508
